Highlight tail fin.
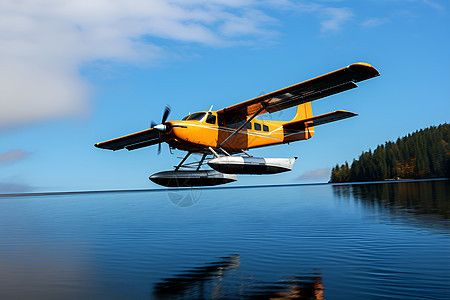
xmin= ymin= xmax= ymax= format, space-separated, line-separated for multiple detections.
xmin=283 ymin=102 xmax=315 ymax=142
xmin=290 ymin=103 xmax=313 ymax=122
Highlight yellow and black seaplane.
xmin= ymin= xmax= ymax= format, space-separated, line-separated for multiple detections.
xmin=95 ymin=63 xmax=379 ymax=187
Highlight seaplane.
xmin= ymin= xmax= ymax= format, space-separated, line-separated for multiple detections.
xmin=95 ymin=62 xmax=379 ymax=187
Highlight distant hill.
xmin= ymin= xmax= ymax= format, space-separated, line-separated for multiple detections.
xmin=330 ymin=124 xmax=450 ymax=183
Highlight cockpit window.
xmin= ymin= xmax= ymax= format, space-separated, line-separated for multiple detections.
xmin=183 ymin=112 xmax=207 ymax=122
xmin=189 ymin=113 xmax=206 ymax=121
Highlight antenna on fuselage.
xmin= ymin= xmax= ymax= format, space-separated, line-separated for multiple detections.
xmin=209 ymin=105 xmax=213 ymax=111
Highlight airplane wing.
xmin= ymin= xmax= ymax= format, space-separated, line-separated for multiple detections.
xmin=283 ymin=110 xmax=357 ymax=130
xmin=217 ymin=63 xmax=379 ymax=122
xmin=95 ymin=128 xmax=161 ymax=151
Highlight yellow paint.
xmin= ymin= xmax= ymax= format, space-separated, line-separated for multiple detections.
xmin=165 ymin=103 xmax=315 ymax=153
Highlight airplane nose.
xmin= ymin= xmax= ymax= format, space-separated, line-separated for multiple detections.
xmin=153 ymin=124 xmax=166 ymax=132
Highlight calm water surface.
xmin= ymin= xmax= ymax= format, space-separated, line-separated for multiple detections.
xmin=0 ymin=180 xmax=449 ymax=299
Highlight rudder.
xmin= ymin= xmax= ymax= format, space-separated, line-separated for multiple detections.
xmin=290 ymin=102 xmax=313 ymax=122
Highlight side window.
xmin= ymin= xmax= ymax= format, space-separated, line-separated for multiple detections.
xmin=205 ymin=113 xmax=216 ymax=125
xmin=254 ymin=123 xmax=261 ymax=131
xmin=218 ymin=116 xmax=225 ymax=126
xmin=263 ymin=125 xmax=269 ymax=132
xmin=236 ymin=120 xmax=252 ymax=129
xmin=226 ymin=122 xmax=237 ymax=129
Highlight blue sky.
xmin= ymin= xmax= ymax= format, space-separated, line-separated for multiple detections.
xmin=0 ymin=0 xmax=449 ymax=192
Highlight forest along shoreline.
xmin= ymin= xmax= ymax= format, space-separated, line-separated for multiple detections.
xmin=330 ymin=123 xmax=449 ymax=183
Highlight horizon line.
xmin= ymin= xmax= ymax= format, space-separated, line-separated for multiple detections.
xmin=0 ymin=178 xmax=448 ymax=198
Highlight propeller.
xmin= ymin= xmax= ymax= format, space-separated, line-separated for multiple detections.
xmin=151 ymin=105 xmax=171 ymax=155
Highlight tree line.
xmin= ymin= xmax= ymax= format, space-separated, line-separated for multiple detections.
xmin=330 ymin=123 xmax=450 ymax=182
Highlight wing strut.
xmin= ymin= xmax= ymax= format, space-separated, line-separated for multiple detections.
xmin=219 ymin=106 xmax=266 ymax=148
xmin=209 ymin=147 xmax=220 ymax=158
xmin=196 ymin=153 xmax=207 ymax=171
xmin=175 ymin=152 xmax=192 ymax=171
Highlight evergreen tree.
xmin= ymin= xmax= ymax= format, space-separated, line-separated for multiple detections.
xmin=330 ymin=123 xmax=450 ymax=182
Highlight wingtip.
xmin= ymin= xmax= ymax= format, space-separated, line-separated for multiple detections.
xmin=336 ymin=110 xmax=358 ymax=118
xmin=348 ymin=62 xmax=380 ymax=78
xmin=94 ymin=143 xmax=105 ymax=149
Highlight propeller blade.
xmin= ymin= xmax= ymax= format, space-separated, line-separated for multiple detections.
xmin=157 ymin=132 xmax=162 ymax=155
xmin=153 ymin=105 xmax=170 ymax=154
xmin=161 ymin=105 xmax=171 ymax=123
xmin=157 ymin=142 xmax=162 ymax=155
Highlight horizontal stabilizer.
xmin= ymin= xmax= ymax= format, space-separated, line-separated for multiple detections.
xmin=95 ymin=128 xmax=160 ymax=151
xmin=283 ymin=110 xmax=357 ymax=130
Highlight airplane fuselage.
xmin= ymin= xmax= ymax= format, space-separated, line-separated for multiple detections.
xmin=163 ymin=112 xmax=315 ymax=153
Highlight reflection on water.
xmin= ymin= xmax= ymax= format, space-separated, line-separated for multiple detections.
xmin=0 ymin=180 xmax=449 ymax=299
xmin=166 ymin=188 xmax=202 ymax=207
xmin=333 ymin=180 xmax=450 ymax=228
xmin=153 ymin=255 xmax=240 ymax=298
xmin=153 ymin=255 xmax=324 ymax=300
xmin=247 ymin=276 xmax=323 ymax=300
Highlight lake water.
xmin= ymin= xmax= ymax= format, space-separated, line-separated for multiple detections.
xmin=0 ymin=180 xmax=449 ymax=299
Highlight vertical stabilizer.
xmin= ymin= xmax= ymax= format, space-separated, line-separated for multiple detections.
xmin=290 ymin=102 xmax=313 ymax=122
xmin=282 ymin=102 xmax=315 ymax=142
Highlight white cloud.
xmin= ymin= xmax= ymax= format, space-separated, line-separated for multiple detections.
xmin=0 ymin=149 xmax=31 ymax=165
xmin=320 ymin=7 xmax=354 ymax=33
xmin=219 ymin=9 xmax=279 ymax=38
xmin=422 ymin=0 xmax=445 ymax=11
xmin=0 ymin=0 xmax=358 ymax=129
xmin=265 ymin=1 xmax=354 ymax=33
xmin=361 ymin=17 xmax=389 ymax=28
xmin=0 ymin=181 xmax=35 ymax=193
xmin=0 ymin=0 xmax=276 ymax=129
xmin=0 ymin=60 xmax=90 ymax=128
xmin=298 ymin=168 xmax=331 ymax=180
